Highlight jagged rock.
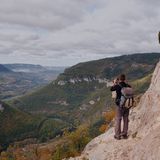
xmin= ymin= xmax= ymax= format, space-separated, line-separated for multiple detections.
xmin=0 ymin=104 xmax=4 ymax=112
xmin=89 ymin=100 xmax=95 ymax=105
xmin=97 ymin=97 xmax=101 ymax=102
xmin=97 ymin=78 xmax=108 ymax=83
xmin=48 ymin=100 xmax=69 ymax=106
xmin=80 ymin=104 xmax=89 ymax=111
xmin=106 ymin=81 xmax=113 ymax=87
xmin=69 ymin=61 xmax=160 ymax=160
xmin=57 ymin=77 xmax=111 ymax=85
xmin=57 ymin=81 xmax=66 ymax=85
xmin=69 ymin=79 xmax=76 ymax=84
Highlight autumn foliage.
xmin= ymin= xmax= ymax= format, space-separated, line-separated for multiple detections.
xmin=99 ymin=109 xmax=115 ymax=133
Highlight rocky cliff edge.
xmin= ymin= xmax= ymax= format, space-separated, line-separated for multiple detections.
xmin=68 ymin=61 xmax=160 ymax=160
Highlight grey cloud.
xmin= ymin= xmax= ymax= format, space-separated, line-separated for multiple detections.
xmin=0 ymin=0 xmax=98 ymax=31
xmin=0 ymin=0 xmax=159 ymax=66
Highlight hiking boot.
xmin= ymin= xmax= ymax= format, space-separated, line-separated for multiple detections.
xmin=121 ymin=134 xmax=128 ymax=139
xmin=114 ymin=135 xmax=121 ymax=140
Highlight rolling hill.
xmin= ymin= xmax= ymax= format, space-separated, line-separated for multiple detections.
xmin=1 ymin=53 xmax=160 ymax=158
xmin=1 ymin=52 xmax=160 ymax=160
xmin=0 ymin=101 xmax=70 ymax=151
xmin=58 ymin=53 xmax=160 ymax=81
xmin=0 ymin=64 xmax=11 ymax=73
xmin=10 ymin=53 xmax=160 ymax=125
xmin=0 ymin=64 xmax=65 ymax=100
xmin=0 ymin=101 xmax=41 ymax=150
xmin=4 ymin=64 xmax=47 ymax=73
xmin=12 ymin=53 xmax=160 ymax=108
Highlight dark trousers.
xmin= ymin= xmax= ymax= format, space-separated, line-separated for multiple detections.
xmin=115 ymin=106 xmax=129 ymax=137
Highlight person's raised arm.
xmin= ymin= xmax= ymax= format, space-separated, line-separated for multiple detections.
xmin=110 ymin=79 xmax=118 ymax=91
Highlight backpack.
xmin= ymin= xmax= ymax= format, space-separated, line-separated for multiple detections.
xmin=119 ymin=84 xmax=134 ymax=109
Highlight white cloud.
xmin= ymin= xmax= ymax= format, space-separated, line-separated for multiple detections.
xmin=0 ymin=0 xmax=159 ymax=66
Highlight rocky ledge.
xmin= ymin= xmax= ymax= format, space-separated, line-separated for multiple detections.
xmin=68 ymin=61 xmax=160 ymax=160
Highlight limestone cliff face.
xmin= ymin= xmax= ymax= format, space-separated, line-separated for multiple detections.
xmin=69 ymin=61 xmax=160 ymax=160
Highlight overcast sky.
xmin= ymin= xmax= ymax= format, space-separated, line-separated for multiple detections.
xmin=0 ymin=0 xmax=160 ymax=66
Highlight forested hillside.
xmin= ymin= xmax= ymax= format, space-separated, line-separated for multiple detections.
xmin=1 ymin=53 xmax=160 ymax=159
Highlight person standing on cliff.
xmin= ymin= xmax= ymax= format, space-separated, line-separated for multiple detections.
xmin=110 ymin=74 xmax=131 ymax=140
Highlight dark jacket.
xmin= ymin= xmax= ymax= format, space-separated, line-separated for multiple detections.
xmin=110 ymin=81 xmax=131 ymax=105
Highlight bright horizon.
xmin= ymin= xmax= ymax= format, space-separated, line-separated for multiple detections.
xmin=1 ymin=52 xmax=160 ymax=67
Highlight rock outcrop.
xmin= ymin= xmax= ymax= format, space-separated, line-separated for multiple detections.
xmin=56 ymin=78 xmax=111 ymax=86
xmin=69 ymin=61 xmax=160 ymax=160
